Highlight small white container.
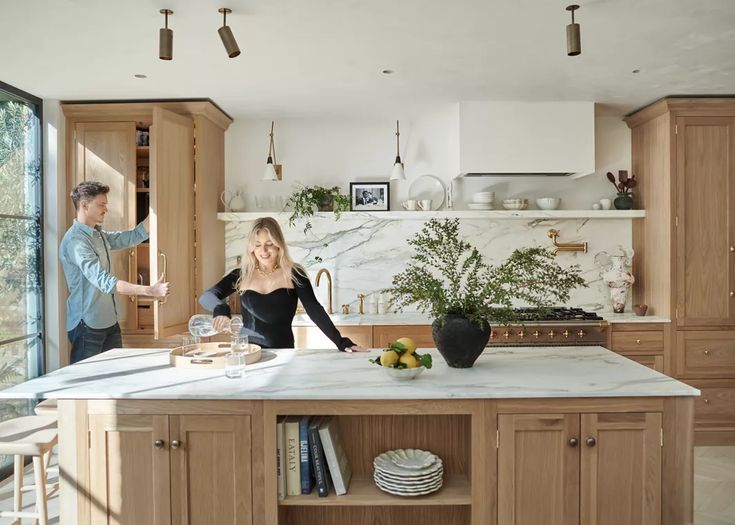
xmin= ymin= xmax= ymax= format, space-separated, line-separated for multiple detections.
xmin=535 ymin=197 xmax=561 ymax=210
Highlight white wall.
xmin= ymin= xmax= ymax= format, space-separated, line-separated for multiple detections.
xmin=42 ymin=100 xmax=65 ymax=371
xmin=225 ymin=104 xmax=631 ymax=212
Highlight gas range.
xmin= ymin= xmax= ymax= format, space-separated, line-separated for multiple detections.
xmin=487 ymin=307 xmax=608 ymax=346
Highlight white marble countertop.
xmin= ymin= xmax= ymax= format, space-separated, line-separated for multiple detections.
xmin=0 ymin=346 xmax=697 ymax=401
xmin=293 ymin=312 xmax=671 ymax=327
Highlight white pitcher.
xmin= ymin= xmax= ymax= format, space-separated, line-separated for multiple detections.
xmin=220 ymin=190 xmax=247 ymax=212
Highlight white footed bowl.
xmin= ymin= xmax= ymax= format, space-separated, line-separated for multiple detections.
xmin=381 ymin=366 xmax=426 ymax=381
xmin=535 ymin=197 xmax=562 ymax=210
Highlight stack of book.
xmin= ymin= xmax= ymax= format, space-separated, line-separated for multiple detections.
xmin=276 ymin=415 xmax=351 ymax=499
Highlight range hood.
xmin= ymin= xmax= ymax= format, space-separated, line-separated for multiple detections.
xmin=459 ymin=101 xmax=595 ymax=178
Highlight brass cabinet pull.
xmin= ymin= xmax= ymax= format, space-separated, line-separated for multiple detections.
xmin=704 ymin=350 xmax=710 ymax=356
xmin=730 ymin=291 xmax=734 ymax=297
xmin=586 ymin=437 xmax=596 ymax=447
xmin=154 ymin=440 xmax=165 ymax=449
xmin=128 ymin=249 xmax=136 ymax=302
xmin=569 ymin=437 xmax=578 ymax=447
xmin=731 ymin=246 xmax=734 ymax=252
xmin=158 ymin=251 xmax=168 ymax=304
xmin=171 ymin=440 xmax=182 ymax=450
xmin=704 ymin=399 xmax=710 ymax=404
xmin=636 ymin=339 xmax=641 ymax=344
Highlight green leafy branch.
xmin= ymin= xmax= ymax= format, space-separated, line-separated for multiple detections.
xmin=285 ymin=185 xmax=350 ymax=234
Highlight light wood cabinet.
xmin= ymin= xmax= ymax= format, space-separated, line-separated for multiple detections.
xmin=293 ymin=325 xmax=372 ymax=349
xmin=608 ymin=323 xmax=667 ymax=373
xmin=64 ymin=101 xmax=231 ymax=350
xmin=372 ymin=325 xmax=434 ymax=348
xmin=89 ymin=413 xmax=252 ymax=525
xmin=498 ymin=412 xmax=662 ymax=525
xmin=627 ymin=100 xmax=735 ymax=443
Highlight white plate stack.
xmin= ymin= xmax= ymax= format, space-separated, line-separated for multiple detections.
xmin=373 ymin=449 xmax=443 ymax=496
xmin=468 ymin=191 xmax=494 ymax=210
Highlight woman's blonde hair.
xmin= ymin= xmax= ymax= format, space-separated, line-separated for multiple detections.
xmin=236 ymin=217 xmax=305 ymax=292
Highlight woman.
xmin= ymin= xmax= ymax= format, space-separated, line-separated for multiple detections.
xmin=199 ymin=217 xmax=367 ymax=352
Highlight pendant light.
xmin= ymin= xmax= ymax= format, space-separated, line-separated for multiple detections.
xmin=218 ymin=8 xmax=241 ymax=58
xmin=263 ymin=121 xmax=282 ymax=181
xmin=390 ymin=120 xmax=405 ymax=181
xmin=566 ymin=5 xmax=581 ymax=56
xmin=159 ymin=9 xmax=174 ymax=61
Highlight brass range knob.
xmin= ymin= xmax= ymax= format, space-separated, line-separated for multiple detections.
xmin=586 ymin=437 xmax=596 ymax=447
xmin=548 ymin=330 xmax=556 ymax=338
xmin=577 ymin=329 xmax=586 ymax=338
xmin=568 ymin=437 xmax=579 ymax=447
xmin=171 ymin=440 xmax=182 ymax=450
xmin=503 ymin=330 xmax=511 ymax=339
xmin=490 ymin=331 xmax=497 ymax=339
xmin=533 ymin=330 xmax=541 ymax=338
xmin=518 ymin=330 xmax=526 ymax=339
xmin=562 ymin=330 xmax=570 ymax=338
xmin=154 ymin=440 xmax=164 ymax=449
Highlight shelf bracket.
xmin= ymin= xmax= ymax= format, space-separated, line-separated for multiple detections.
xmin=547 ymin=229 xmax=588 ymax=255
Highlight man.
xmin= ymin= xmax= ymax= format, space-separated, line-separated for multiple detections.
xmin=60 ymin=181 xmax=170 ymax=364
xmin=357 ymin=190 xmax=377 ymax=205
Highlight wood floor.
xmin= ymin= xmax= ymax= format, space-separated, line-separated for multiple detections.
xmin=0 ymin=447 xmax=732 ymax=524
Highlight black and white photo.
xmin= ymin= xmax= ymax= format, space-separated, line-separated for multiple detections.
xmin=349 ymin=182 xmax=390 ymax=211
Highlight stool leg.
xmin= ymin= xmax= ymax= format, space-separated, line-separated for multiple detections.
xmin=32 ymin=455 xmax=48 ymax=525
xmin=12 ymin=454 xmax=23 ymax=525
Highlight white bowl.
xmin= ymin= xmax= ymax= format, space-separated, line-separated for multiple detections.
xmin=535 ymin=197 xmax=561 ymax=210
xmin=502 ymin=199 xmax=528 ymax=210
xmin=381 ymin=366 xmax=426 ymax=381
xmin=472 ymin=192 xmax=495 ymax=203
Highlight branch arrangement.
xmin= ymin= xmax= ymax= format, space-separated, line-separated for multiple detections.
xmin=606 ymin=170 xmax=637 ymax=194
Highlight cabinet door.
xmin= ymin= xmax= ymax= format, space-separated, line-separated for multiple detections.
xmin=293 ymin=325 xmax=373 ymax=349
xmin=676 ymin=117 xmax=735 ymax=326
xmin=89 ymin=414 xmax=171 ymax=525
xmin=170 ymin=415 xmax=252 ymax=525
xmin=373 ymin=325 xmax=434 ymax=348
xmin=150 ymin=107 xmax=195 ymax=338
xmin=74 ymin=122 xmax=137 ymax=330
xmin=581 ymin=413 xmax=661 ymax=525
xmin=498 ymin=414 xmax=580 ymax=525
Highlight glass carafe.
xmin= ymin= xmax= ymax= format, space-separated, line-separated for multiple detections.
xmin=188 ymin=314 xmax=243 ymax=337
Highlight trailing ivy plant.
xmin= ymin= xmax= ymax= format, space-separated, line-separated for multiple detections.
xmin=385 ymin=219 xmax=587 ymax=325
xmin=285 ymin=185 xmax=350 ymax=234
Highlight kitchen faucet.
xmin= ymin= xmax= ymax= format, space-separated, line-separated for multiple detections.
xmin=314 ymin=268 xmax=333 ymax=314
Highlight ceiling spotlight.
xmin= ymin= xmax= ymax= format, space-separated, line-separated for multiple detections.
xmin=218 ymin=8 xmax=241 ymax=58
xmin=565 ymin=5 xmax=581 ymax=57
xmin=382 ymin=69 xmax=394 ymax=75
xmin=632 ymin=69 xmax=641 ymax=74
xmin=134 ymin=74 xmax=148 ymax=79
xmin=159 ymin=9 xmax=173 ymax=61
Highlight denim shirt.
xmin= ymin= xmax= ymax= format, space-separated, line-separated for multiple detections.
xmin=60 ymin=219 xmax=148 ymax=331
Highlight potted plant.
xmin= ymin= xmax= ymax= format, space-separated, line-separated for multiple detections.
xmin=606 ymin=170 xmax=637 ymax=210
xmin=285 ymin=185 xmax=350 ymax=234
xmin=384 ymin=219 xmax=587 ymax=368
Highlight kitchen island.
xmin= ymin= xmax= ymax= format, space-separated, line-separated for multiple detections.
xmin=1 ymin=346 xmax=698 ymax=525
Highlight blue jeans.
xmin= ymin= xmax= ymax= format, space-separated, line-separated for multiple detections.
xmin=68 ymin=320 xmax=122 ymax=364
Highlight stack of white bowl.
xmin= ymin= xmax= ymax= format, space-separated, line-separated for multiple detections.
xmin=468 ymin=191 xmax=494 ymax=210
xmin=373 ymin=449 xmax=443 ymax=496
xmin=502 ymin=198 xmax=529 ymax=210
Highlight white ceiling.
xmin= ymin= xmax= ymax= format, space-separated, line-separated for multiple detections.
xmin=1 ymin=0 xmax=734 ymax=118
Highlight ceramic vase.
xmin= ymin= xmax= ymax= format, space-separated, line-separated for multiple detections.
xmin=613 ymin=192 xmax=634 ymax=210
xmin=601 ymin=255 xmax=635 ymax=313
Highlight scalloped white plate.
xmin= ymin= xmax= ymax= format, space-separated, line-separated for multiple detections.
xmin=386 ymin=449 xmax=437 ymax=470
xmin=375 ymin=471 xmax=443 ymax=487
xmin=374 ymin=452 xmax=443 ymax=477
xmin=374 ymin=479 xmax=443 ymax=497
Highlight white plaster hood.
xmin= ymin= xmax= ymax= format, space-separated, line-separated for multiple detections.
xmin=459 ymin=101 xmax=595 ymax=178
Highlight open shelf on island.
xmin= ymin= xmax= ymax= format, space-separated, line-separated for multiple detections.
xmin=280 ymin=475 xmax=470 ymax=507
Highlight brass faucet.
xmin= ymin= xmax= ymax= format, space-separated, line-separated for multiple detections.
xmin=315 ymin=268 xmax=333 ymax=314
xmin=357 ymin=293 xmax=366 ymax=314
xmin=547 ymin=229 xmax=588 ymax=255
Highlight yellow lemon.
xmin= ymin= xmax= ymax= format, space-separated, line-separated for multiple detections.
xmin=381 ymin=350 xmax=399 ymax=367
xmin=395 ymin=337 xmax=417 ymax=355
xmin=399 ymin=353 xmax=418 ymax=368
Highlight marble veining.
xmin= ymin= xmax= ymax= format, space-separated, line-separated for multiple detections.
xmin=223 ymin=214 xmax=638 ymax=315
xmin=0 ymin=347 xmax=698 ymax=401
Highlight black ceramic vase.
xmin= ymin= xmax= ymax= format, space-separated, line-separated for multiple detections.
xmin=431 ymin=314 xmax=491 ymax=368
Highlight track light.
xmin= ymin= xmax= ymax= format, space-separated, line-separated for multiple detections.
xmin=159 ymin=9 xmax=173 ymax=61
xmin=566 ymin=5 xmax=581 ymax=56
xmin=218 ymin=8 xmax=241 ymax=58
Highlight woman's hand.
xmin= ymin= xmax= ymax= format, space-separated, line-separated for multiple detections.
xmin=213 ymin=315 xmax=231 ymax=333
xmin=345 ymin=345 xmax=369 ymax=353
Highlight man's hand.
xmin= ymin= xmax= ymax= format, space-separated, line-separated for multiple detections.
xmin=148 ymin=274 xmax=171 ymax=298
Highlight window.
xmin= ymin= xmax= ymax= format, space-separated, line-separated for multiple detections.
xmin=0 ymin=81 xmax=44 ymax=471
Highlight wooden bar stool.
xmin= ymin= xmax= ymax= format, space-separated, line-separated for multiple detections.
xmin=0 ymin=415 xmax=58 ymax=525
xmin=34 ymin=399 xmax=59 ymax=474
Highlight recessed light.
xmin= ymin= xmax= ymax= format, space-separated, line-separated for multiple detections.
xmin=631 ymin=69 xmax=641 ymax=74
xmin=381 ymin=69 xmax=394 ymax=75
xmin=134 ymin=74 xmax=147 ymax=79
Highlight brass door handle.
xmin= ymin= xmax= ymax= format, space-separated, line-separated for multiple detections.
xmin=154 ymin=439 xmax=165 ymax=449
xmin=171 ymin=440 xmax=182 ymax=449
xmin=569 ymin=437 xmax=578 ymax=447
xmin=586 ymin=437 xmax=596 ymax=447
xmin=128 ymin=250 xmax=136 ymax=303
xmin=158 ymin=251 xmax=168 ymax=304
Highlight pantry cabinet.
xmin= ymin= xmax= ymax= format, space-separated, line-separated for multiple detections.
xmin=64 ymin=101 xmax=231 ymax=353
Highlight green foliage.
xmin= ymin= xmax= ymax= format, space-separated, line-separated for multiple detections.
xmin=385 ymin=219 xmax=587 ymax=325
xmin=286 ymin=185 xmax=350 ymax=234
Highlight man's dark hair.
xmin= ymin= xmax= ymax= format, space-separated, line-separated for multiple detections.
xmin=70 ymin=181 xmax=110 ymax=211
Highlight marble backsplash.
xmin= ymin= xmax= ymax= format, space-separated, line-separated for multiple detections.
xmin=222 ymin=213 xmax=634 ymax=314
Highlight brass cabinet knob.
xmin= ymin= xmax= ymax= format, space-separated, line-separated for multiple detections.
xmin=577 ymin=330 xmax=586 ymax=338
xmin=636 ymin=339 xmax=641 ymax=344
xmin=730 ymin=291 xmax=735 ymax=297
xmin=730 ymin=246 xmax=735 ymax=252
xmin=154 ymin=440 xmax=164 ymax=449
xmin=586 ymin=437 xmax=596 ymax=447
xmin=569 ymin=437 xmax=579 ymax=447
xmin=704 ymin=398 xmax=710 ymax=404
xmin=704 ymin=350 xmax=710 ymax=356
xmin=562 ymin=330 xmax=570 ymax=338
xmin=548 ymin=330 xmax=556 ymax=338
xmin=171 ymin=440 xmax=182 ymax=450
xmin=503 ymin=330 xmax=511 ymax=339
xmin=533 ymin=330 xmax=541 ymax=338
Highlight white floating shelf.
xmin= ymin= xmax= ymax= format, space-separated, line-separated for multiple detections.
xmin=218 ymin=210 xmax=645 ymax=221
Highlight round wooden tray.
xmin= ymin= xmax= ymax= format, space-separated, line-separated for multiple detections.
xmin=169 ymin=342 xmax=262 ymax=369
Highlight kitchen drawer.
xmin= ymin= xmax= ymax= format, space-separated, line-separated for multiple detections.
xmin=137 ymin=304 xmax=153 ymax=329
xmin=619 ymin=353 xmax=664 ymax=373
xmin=677 ymin=330 xmax=735 ymax=377
xmin=611 ymin=331 xmax=664 ymax=354
xmin=686 ymin=379 xmax=735 ymax=431
xmin=373 ymin=325 xmax=434 ymax=348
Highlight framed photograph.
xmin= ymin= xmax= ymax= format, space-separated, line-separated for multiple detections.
xmin=349 ymin=182 xmax=390 ymax=211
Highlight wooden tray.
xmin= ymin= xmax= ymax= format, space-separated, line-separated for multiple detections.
xmin=169 ymin=342 xmax=262 ymax=369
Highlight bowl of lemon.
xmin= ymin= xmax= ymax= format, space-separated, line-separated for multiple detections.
xmin=369 ymin=337 xmax=433 ymax=381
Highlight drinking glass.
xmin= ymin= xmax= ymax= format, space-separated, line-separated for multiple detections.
xmin=182 ymin=334 xmax=200 ymax=353
xmin=224 ymin=351 xmax=246 ymax=379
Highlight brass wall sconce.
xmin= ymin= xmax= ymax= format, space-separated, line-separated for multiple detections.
xmin=548 ymin=229 xmax=587 ymax=255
